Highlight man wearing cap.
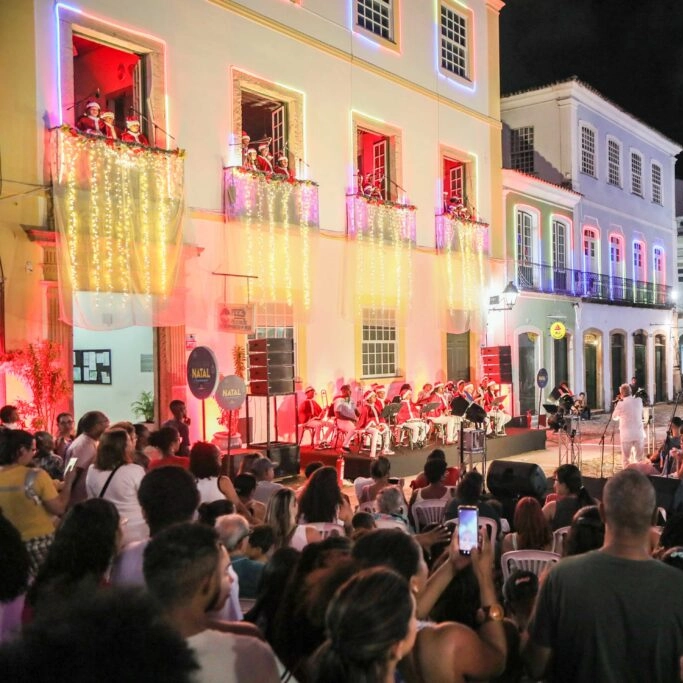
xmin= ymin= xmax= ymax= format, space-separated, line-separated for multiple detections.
xmin=250 ymin=456 xmax=283 ymax=506
xmin=273 ymin=156 xmax=294 ymax=181
xmin=298 ymin=386 xmax=327 ymax=448
xmin=396 ymin=388 xmax=428 ymax=447
xmin=256 ymin=144 xmax=273 ymax=173
xmin=76 ymin=101 xmax=104 ymax=135
xmin=121 ymin=116 xmax=149 ymax=145
xmin=357 ymin=390 xmax=394 ymax=459
xmin=100 ymin=111 xmax=118 ymax=140
xmin=427 ymin=383 xmax=459 ymax=444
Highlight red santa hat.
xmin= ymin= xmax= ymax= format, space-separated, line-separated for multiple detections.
xmin=126 ymin=116 xmax=140 ymax=129
xmin=277 ymin=156 xmax=288 ymax=164
xmin=247 ymin=147 xmax=257 ymax=156
xmin=85 ymin=101 xmax=100 ymax=112
xmin=241 ymin=131 xmax=250 ymax=140
xmin=433 ymin=382 xmax=444 ymax=390
xmin=373 ymin=383 xmax=386 ymax=393
xmin=481 ymin=375 xmax=489 ymax=384
xmin=258 ymin=144 xmax=269 ymax=152
xmin=487 ymin=381 xmax=497 ymax=389
xmin=457 ymin=380 xmax=465 ymax=387
xmin=445 ymin=381 xmax=454 ymax=388
xmin=400 ymin=388 xmax=412 ymax=399
xmin=364 ymin=390 xmax=376 ymax=401
xmin=101 ymin=111 xmax=115 ymax=121
xmin=464 ymin=383 xmax=474 ymax=393
xmin=304 ymin=386 xmax=315 ymax=394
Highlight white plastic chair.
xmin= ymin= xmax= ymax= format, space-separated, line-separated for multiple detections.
xmin=552 ymin=526 xmax=571 ymax=555
xmin=239 ymin=597 xmax=256 ymax=615
xmin=375 ymin=517 xmax=409 ymax=532
xmin=501 ymin=550 xmax=561 ymax=582
xmin=307 ymin=522 xmax=345 ymax=539
xmin=412 ymin=499 xmax=448 ymax=532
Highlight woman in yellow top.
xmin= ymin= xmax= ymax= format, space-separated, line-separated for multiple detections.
xmin=0 ymin=429 xmax=75 ymax=573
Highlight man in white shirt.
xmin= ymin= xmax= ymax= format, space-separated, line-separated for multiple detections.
xmin=67 ymin=411 xmax=109 ymax=506
xmin=143 ymin=523 xmax=280 ymax=683
xmin=612 ymin=383 xmax=645 ymax=469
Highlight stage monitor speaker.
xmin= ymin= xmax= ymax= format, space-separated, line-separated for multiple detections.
xmin=249 ymin=442 xmax=300 ymax=477
xmin=481 ymin=346 xmax=513 ymax=384
xmin=648 ymin=475 xmax=681 ymax=515
xmin=581 ymin=476 xmax=608 ymax=502
xmin=487 ymin=460 xmax=547 ymax=499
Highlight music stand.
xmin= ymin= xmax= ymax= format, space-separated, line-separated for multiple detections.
xmin=491 ymin=396 xmax=507 ymax=407
xmin=543 ymin=404 xmax=559 ymax=415
xmin=381 ymin=403 xmax=401 ymax=423
xmin=451 ymin=396 xmax=469 ymax=417
xmin=420 ymin=402 xmax=440 ymax=415
xmin=465 ymin=403 xmax=487 ymax=424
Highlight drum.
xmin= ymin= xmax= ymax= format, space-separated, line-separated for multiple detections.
xmin=462 ymin=428 xmax=485 ymax=451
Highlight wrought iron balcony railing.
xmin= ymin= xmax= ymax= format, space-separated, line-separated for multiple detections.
xmin=515 ymin=261 xmax=671 ymax=307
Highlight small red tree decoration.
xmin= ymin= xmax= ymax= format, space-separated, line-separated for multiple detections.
xmin=0 ymin=340 xmax=70 ymax=431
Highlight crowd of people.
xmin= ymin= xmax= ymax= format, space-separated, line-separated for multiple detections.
xmin=1 ymin=399 xmax=683 ymax=682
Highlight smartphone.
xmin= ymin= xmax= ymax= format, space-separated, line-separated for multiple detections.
xmin=458 ymin=505 xmax=479 ymax=555
xmin=63 ymin=456 xmax=78 ymax=476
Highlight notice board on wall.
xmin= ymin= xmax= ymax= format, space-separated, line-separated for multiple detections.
xmin=73 ymin=350 xmax=112 ymax=385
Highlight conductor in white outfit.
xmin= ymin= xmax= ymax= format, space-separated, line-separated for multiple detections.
xmin=612 ymin=383 xmax=645 ymax=469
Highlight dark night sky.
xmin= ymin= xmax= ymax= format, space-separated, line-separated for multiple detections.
xmin=499 ymin=0 xmax=683 ymax=175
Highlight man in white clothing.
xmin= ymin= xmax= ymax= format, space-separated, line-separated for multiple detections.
xmin=143 ymin=523 xmax=280 ymax=683
xmin=612 ymin=383 xmax=645 ymax=469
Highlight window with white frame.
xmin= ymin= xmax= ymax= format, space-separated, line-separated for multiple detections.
xmin=633 ymin=242 xmax=644 ymax=278
xmin=607 ymin=138 xmax=621 ymax=186
xmin=631 ymin=151 xmax=643 ymax=196
xmin=440 ymin=3 xmax=469 ymax=79
xmin=584 ymin=229 xmax=597 ymax=258
xmin=362 ymin=308 xmax=398 ymax=378
xmin=552 ymin=220 xmax=566 ymax=269
xmin=442 ymin=155 xmax=467 ymax=207
xmin=652 ymin=162 xmax=663 ymax=204
xmin=609 ymin=235 xmax=623 ymax=269
xmin=580 ymin=125 xmax=596 ymax=176
xmin=511 ymin=127 xmax=535 ymax=174
xmin=356 ymin=0 xmax=394 ymax=42
xmin=250 ymin=302 xmax=294 ymax=340
xmin=517 ymin=211 xmax=533 ymax=264
xmin=653 ymin=246 xmax=664 ymax=282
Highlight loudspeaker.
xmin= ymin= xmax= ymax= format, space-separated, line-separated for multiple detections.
xmin=648 ymin=475 xmax=681 ymax=515
xmin=250 ymin=442 xmax=300 ymax=478
xmin=248 ymin=338 xmax=295 ymax=395
xmin=487 ymin=460 xmax=547 ymax=499
xmin=581 ymin=476 xmax=608 ymax=501
xmin=481 ymin=346 xmax=513 ymax=384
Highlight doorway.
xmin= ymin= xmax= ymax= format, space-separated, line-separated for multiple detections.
xmin=610 ymin=332 xmax=625 ymax=401
xmin=633 ymin=330 xmax=648 ymax=390
xmin=447 ymin=332 xmax=470 ymax=382
xmin=655 ymin=334 xmax=666 ymax=402
xmin=583 ymin=332 xmax=601 ymax=410
xmin=518 ymin=332 xmax=537 ymax=413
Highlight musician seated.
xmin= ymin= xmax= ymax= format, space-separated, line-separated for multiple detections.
xmin=373 ymin=384 xmax=388 ymax=414
xmin=334 ymin=384 xmax=358 ymax=453
xmin=574 ymin=392 xmax=591 ymax=420
xmin=483 ymin=381 xmax=512 ymax=436
xmin=652 ymin=418 xmax=683 ymax=473
xmin=396 ymin=388 xmax=428 ymax=446
xmin=356 ymin=390 xmax=394 ymax=459
xmin=426 ymin=382 xmax=458 ymax=444
xmin=416 ymin=383 xmax=433 ymax=405
xmin=298 ymin=386 xmax=329 ymax=447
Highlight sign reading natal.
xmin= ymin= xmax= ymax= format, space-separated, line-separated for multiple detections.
xmin=215 ymin=375 xmax=247 ymax=411
xmin=187 ymin=346 xmax=219 ymax=400
xmin=550 ymin=321 xmax=566 ymax=340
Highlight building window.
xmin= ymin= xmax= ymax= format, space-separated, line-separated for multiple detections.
xmin=677 ymin=267 xmax=683 ymax=283
xmin=652 ymin=162 xmax=663 ymax=205
xmin=241 ymin=89 xmax=289 ymax=164
xmin=552 ymin=220 xmax=566 ymax=269
xmin=356 ymin=0 xmax=394 ymax=42
xmin=440 ymin=3 xmax=469 ymax=80
xmin=517 ymin=211 xmax=533 ymax=264
xmin=443 ymin=156 xmax=467 ymax=206
xmin=584 ymin=228 xmax=597 ymax=259
xmin=580 ymin=125 xmax=596 ymax=177
xmin=631 ymin=151 xmax=643 ymax=196
xmin=607 ymin=138 xmax=621 ymax=186
xmin=357 ymin=126 xmax=397 ymax=201
xmin=510 ymin=127 xmax=535 ymax=174
xmin=250 ymin=302 xmax=294 ymax=340
xmin=362 ymin=308 xmax=397 ymax=378
xmin=609 ymin=235 xmax=622 ymax=267
xmin=653 ymin=247 xmax=664 ymax=284
xmin=633 ymin=241 xmax=645 ymax=280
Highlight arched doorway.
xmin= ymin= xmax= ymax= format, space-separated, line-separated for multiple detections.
xmin=654 ymin=334 xmax=666 ymax=402
xmin=633 ymin=330 xmax=648 ymax=390
xmin=518 ymin=332 xmax=538 ymax=414
xmin=584 ymin=331 xmax=602 ymax=410
xmin=610 ymin=332 xmax=625 ymax=401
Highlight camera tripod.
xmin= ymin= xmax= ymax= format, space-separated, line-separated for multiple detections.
xmin=558 ymin=414 xmax=582 ymax=468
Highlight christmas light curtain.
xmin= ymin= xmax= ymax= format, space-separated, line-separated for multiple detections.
xmin=51 ymin=127 xmax=186 ymax=329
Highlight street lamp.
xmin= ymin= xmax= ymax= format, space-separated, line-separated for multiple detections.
xmin=489 ymin=281 xmax=519 ymax=311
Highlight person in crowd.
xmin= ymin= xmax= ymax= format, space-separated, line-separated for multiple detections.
xmin=444 ymin=469 xmax=502 ymax=529
xmin=612 ymin=381 xmax=646 ymax=469
xmin=656 ymin=512 xmax=683 ymax=553
xmin=26 ymin=498 xmax=121 ymax=619
xmin=244 ymin=547 xmax=300 ymax=643
xmin=190 ymin=441 xmax=229 ymax=504
xmin=358 ymin=455 xmax=394 ymax=504
xmin=410 ymin=448 xmax=460 ymax=490
xmin=0 ymin=512 xmax=30 ymax=643
xmin=374 ymin=485 xmax=409 ymax=530
xmin=311 ymin=567 xmax=417 ymax=683
xmin=524 ymin=469 xmax=683 ymax=682
xmin=542 ymin=463 xmax=594 ymax=530
xmin=0 ymin=429 xmax=76 ymax=573
xmin=233 ymin=473 xmax=266 ymax=523
xmin=133 ymin=422 xmax=151 ymax=469
xmin=501 ymin=496 xmax=553 ymax=553
xmin=334 ymin=384 xmax=359 ymax=452
xmin=148 ymin=426 xmax=189 ymax=469
xmin=298 ymin=386 xmax=328 ymax=447
xmin=54 ymin=412 xmax=75 ymax=458
xmin=85 ymin=428 xmax=148 ymax=545
xmin=265 ymin=487 xmax=322 ymax=551
xmin=295 ymin=460 xmax=324 ymax=501
xmin=110 ymin=466 xmax=199 ymax=586
xmin=215 ymin=514 xmax=264 ymax=600
xmin=245 ymin=524 xmax=274 ymax=564
xmin=198 ymin=500 xmax=235 ymax=527
xmin=0 ymin=587 xmax=200 ymax=683
xmin=162 ymin=400 xmax=191 ymax=456
xmin=563 ymin=504 xmax=605 ymax=557
xmin=0 ymin=405 xmax=20 ymax=430
xmin=143 ymin=523 xmax=280 ymax=682
xmin=660 ymin=546 xmax=683 ymax=573
xmin=251 ymin=456 xmax=284 ymax=505
xmin=237 ymin=452 xmax=262 ymax=476
xmin=32 ymin=431 xmax=64 ymax=480
xmin=67 ymin=410 xmax=110 ymax=506
xmin=351 ymin=511 xmax=377 ymax=539
xmin=298 ymin=466 xmax=352 ymax=532
xmin=409 ymin=458 xmax=455 ymax=526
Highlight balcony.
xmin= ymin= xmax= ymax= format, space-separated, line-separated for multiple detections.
xmin=516 ymin=261 xmax=671 ymax=308
xmin=346 ymin=194 xmax=417 ymax=244
xmin=224 ymin=167 xmax=319 ymax=228
xmin=435 ymin=213 xmax=489 ymax=253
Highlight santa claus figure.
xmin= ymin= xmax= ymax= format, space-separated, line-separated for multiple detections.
xmin=100 ymin=111 xmax=118 ymax=140
xmin=76 ymin=101 xmax=104 ymax=135
xmin=256 ymin=144 xmax=273 ymax=173
xmin=273 ymin=156 xmax=294 ymax=181
xmin=120 ymin=116 xmax=149 ymax=146
xmin=243 ymin=148 xmax=259 ymax=172
xmin=241 ymin=131 xmax=251 ymax=165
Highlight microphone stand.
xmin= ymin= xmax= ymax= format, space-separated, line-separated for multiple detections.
xmin=66 ymin=91 xmax=100 ymax=112
xmin=128 ymin=106 xmax=177 ymax=149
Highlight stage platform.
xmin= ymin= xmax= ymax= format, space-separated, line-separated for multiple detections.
xmin=299 ymin=427 xmax=547 ymax=480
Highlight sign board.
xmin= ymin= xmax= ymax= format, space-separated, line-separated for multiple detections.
xmin=217 ymin=303 xmax=255 ymax=334
xmin=187 ymin=346 xmax=219 ymax=400
xmin=536 ymin=368 xmax=549 ymax=389
xmin=550 ymin=321 xmax=566 ymax=340
xmin=215 ymin=375 xmax=247 ymax=411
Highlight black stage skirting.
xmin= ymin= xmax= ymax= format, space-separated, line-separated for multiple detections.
xmin=299 ymin=427 xmax=547 ymax=480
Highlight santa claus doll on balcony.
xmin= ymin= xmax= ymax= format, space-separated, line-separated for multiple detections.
xmin=76 ymin=101 xmax=104 ymax=135
xmin=120 ymin=116 xmax=149 ymax=146
xmin=273 ymin=156 xmax=295 ymax=181
xmin=256 ymin=143 xmax=273 ymax=173
xmin=100 ymin=111 xmax=118 ymax=140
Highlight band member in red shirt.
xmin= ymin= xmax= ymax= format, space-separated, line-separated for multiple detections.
xmin=357 ymin=390 xmax=394 ymax=459
xmin=298 ymin=386 xmax=328 ymax=447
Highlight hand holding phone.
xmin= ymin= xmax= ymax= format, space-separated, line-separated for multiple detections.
xmin=457 ymin=505 xmax=479 ymax=556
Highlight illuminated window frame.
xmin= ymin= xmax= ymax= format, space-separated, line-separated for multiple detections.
xmin=633 ymin=241 xmax=645 ymax=280
xmin=361 ymin=308 xmax=398 ymax=379
xmin=580 ymin=124 xmax=596 ymax=177
xmin=551 ymin=219 xmax=567 ymax=269
xmin=630 ymin=150 xmax=643 ymax=196
xmin=606 ymin=137 xmax=621 ymax=187
xmin=651 ymin=162 xmax=663 ymax=205
xmin=439 ymin=2 xmax=472 ymax=83
xmin=609 ymin=233 xmax=624 ymax=277
xmin=653 ymin=246 xmax=664 ymax=284
xmin=355 ymin=0 xmax=401 ymax=51
xmin=441 ymin=145 xmax=475 ymax=210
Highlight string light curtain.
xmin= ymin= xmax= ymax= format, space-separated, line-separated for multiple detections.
xmin=51 ymin=127 xmax=185 ymax=329
xmin=345 ymin=194 xmax=416 ymax=318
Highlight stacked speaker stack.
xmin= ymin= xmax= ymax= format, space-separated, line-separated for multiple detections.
xmin=248 ymin=338 xmax=295 ymax=396
xmin=480 ymin=345 xmax=513 ymax=384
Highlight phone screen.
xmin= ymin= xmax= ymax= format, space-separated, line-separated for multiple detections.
xmin=458 ymin=506 xmax=479 ymax=555
xmin=63 ymin=457 xmax=78 ymax=476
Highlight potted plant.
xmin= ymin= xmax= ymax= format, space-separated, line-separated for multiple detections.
xmin=131 ymin=390 xmax=155 ymax=424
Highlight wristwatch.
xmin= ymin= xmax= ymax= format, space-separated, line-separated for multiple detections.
xmin=482 ymin=604 xmax=504 ymax=622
